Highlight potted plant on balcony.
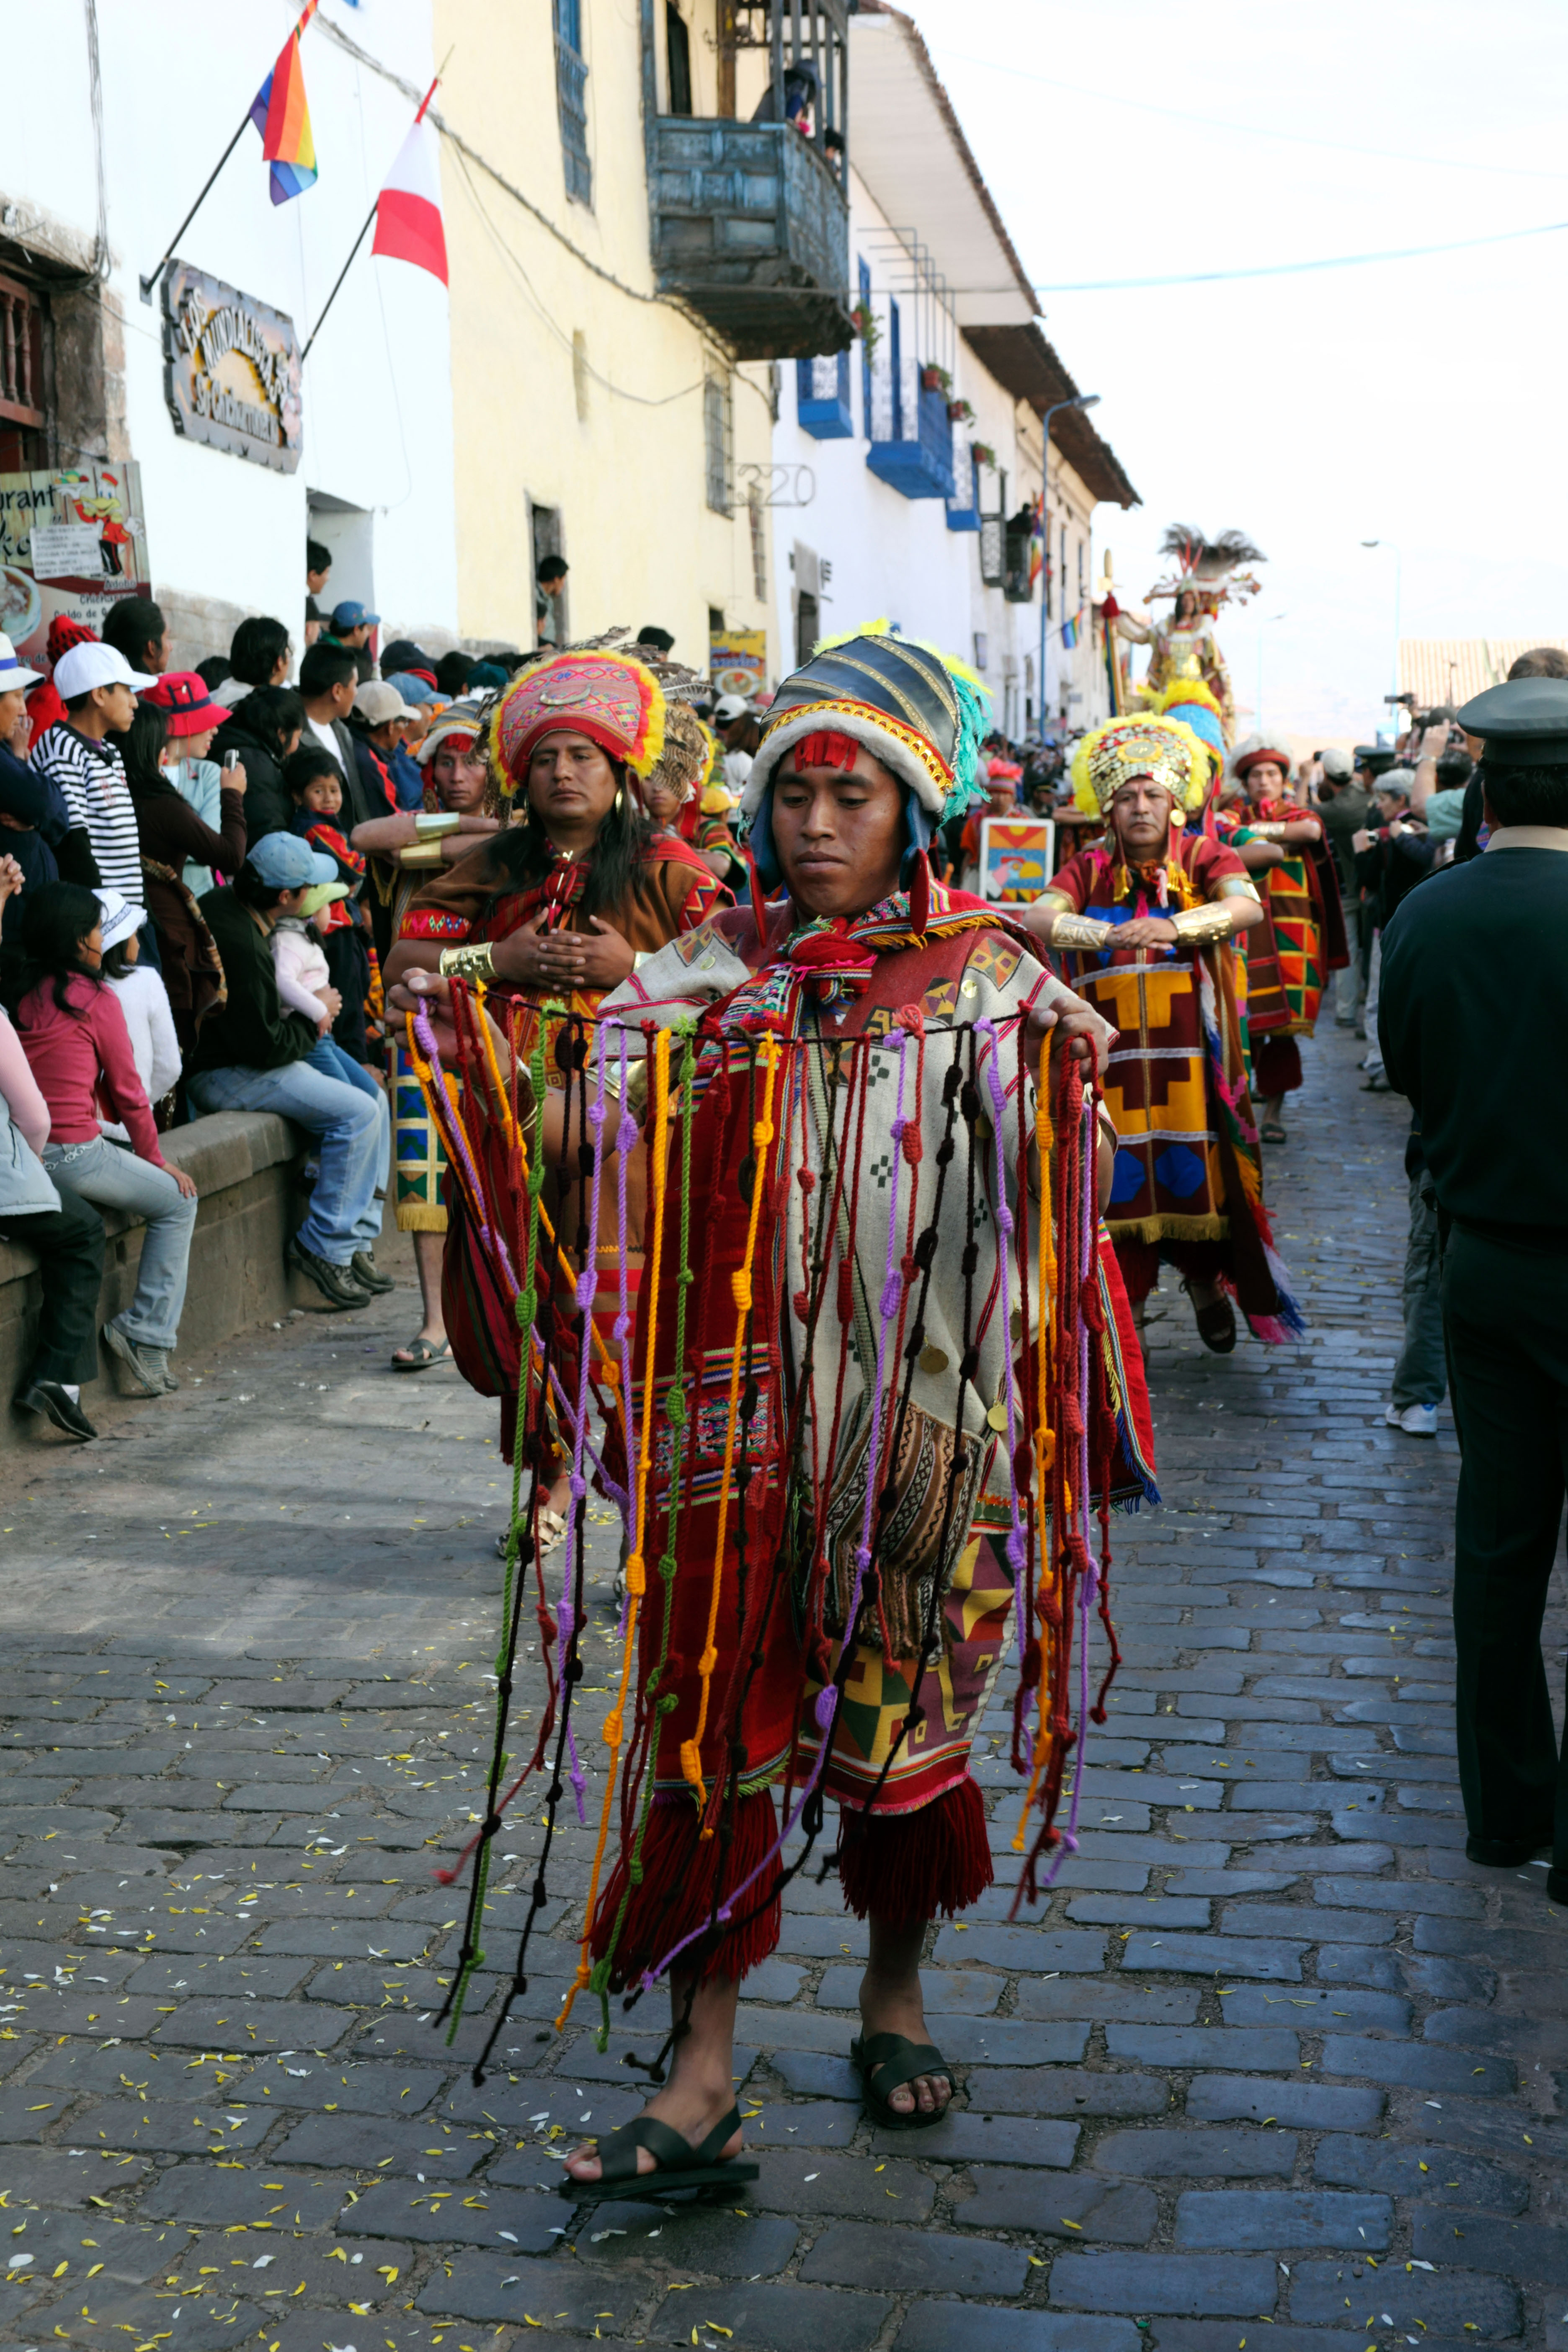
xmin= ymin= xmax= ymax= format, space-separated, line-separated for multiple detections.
xmin=849 ymin=302 xmax=880 ymax=356
xmin=919 ymin=362 xmax=952 ymax=396
xmin=971 ymin=441 xmax=995 ymax=470
xmin=947 ymin=396 xmax=975 ymax=424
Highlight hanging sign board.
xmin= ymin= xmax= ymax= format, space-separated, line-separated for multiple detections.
xmin=161 ymin=260 xmax=302 ymax=473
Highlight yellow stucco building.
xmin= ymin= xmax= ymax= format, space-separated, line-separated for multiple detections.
xmin=432 ymin=2 xmax=853 ymax=674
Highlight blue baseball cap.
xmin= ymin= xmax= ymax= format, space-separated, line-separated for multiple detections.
xmin=331 ymin=599 xmax=380 ymax=632
xmin=385 ymin=670 xmax=437 ymax=707
xmin=246 ymin=832 xmax=340 ymax=891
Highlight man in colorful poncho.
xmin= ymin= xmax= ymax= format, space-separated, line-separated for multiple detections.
xmin=1217 ymin=737 xmax=1348 ymax=1144
xmin=1024 ymin=714 xmax=1304 ymax=1356
xmin=397 ymin=630 xmax=1153 ymax=2194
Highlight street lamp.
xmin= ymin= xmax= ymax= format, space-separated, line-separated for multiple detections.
xmin=1361 ymin=539 xmax=1402 ymax=724
xmin=1038 ymin=393 xmax=1100 ymax=735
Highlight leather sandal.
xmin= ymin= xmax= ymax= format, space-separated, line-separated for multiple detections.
xmin=1181 ymin=1278 xmax=1236 ymax=1355
xmin=563 ymin=2103 xmax=757 ymax=2203
xmin=851 ymin=2031 xmax=954 ymax=2132
xmin=390 ymin=1335 xmax=450 ymax=1374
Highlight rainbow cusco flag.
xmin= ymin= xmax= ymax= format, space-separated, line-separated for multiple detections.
xmin=250 ymin=0 xmax=320 ymax=205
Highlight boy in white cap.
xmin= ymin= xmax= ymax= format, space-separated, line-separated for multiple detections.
xmin=29 ymin=642 xmax=157 ymax=910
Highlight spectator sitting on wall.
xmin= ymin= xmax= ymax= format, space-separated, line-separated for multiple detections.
xmin=211 ymin=686 xmax=304 ymax=847
xmin=31 ymin=642 xmax=159 ymax=913
xmin=182 ymin=832 xmax=388 ymax=1312
xmin=211 ymin=615 xmax=293 ymax=711
xmin=268 ymin=870 xmax=390 ymax=1219
xmin=0 ymin=632 xmax=95 ymax=934
xmin=101 ymin=596 xmax=170 ymax=683
xmin=635 ymin=625 xmax=676 ymax=656
xmin=305 ymin=539 xmax=332 ymax=647
xmin=286 ymin=743 xmax=375 ymax=1060
xmin=434 ymin=649 xmax=475 ymax=698
xmin=323 ymin=601 xmax=378 ymax=685
xmin=96 ymin=887 xmax=181 ymax=1139
xmin=535 ymin=556 xmax=567 ymax=649
xmin=0 ymin=851 xmax=106 ymax=1443
xmin=8 ymin=880 xmax=199 ymax=1400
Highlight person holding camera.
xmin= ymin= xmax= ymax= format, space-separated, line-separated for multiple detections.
xmin=1351 ymin=770 xmax=1435 ymax=1089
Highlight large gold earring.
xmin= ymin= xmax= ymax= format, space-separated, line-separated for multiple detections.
xmin=613 ymin=787 xmax=625 ymax=814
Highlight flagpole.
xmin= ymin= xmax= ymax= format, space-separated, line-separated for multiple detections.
xmin=138 ymin=0 xmax=321 ymax=304
xmin=299 ymin=68 xmax=444 ymax=364
xmin=138 ymin=112 xmax=255 ymax=304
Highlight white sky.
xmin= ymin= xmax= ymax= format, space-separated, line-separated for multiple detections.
xmin=902 ymin=0 xmax=1568 ymax=740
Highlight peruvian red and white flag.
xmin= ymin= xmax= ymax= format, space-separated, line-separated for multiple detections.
xmin=372 ymin=113 xmax=448 ymax=285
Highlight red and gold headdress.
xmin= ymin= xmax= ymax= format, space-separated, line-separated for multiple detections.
xmin=488 ymin=650 xmax=666 ymax=801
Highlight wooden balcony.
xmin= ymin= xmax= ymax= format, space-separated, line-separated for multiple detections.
xmin=650 ymin=117 xmax=851 ymax=361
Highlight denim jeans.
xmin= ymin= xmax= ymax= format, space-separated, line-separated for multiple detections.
xmin=1391 ymin=1169 xmax=1446 ymax=1409
xmin=186 ymin=1057 xmax=385 ymax=1264
xmin=42 ymin=1135 xmax=196 ymax=1351
xmin=304 ymin=1037 xmax=390 ymax=1227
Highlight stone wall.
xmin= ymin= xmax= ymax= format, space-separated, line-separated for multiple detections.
xmin=0 ymin=1110 xmax=315 ymax=1458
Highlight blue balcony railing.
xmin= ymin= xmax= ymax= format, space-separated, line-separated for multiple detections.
xmin=866 ymin=381 xmax=956 ymax=502
xmin=797 ymin=353 xmax=854 ymax=439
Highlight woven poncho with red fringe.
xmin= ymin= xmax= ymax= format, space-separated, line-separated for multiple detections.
xmin=407 ymin=872 xmax=1158 ymax=2083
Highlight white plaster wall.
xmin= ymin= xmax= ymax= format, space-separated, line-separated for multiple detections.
xmin=9 ymin=0 xmax=456 ymax=658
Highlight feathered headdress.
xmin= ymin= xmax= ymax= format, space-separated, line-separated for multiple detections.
xmin=1146 ymin=524 xmax=1265 ymax=611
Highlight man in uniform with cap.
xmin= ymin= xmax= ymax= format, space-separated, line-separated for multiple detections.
xmin=1377 ymin=676 xmax=1568 ymax=1901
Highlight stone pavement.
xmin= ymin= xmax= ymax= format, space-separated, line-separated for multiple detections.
xmin=1 ymin=1021 xmax=1566 ymax=2352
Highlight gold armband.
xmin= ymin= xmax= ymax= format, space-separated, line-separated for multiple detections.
xmin=1050 ymin=911 xmax=1114 ymax=950
xmin=1168 ymin=902 xmax=1235 ymax=946
xmin=438 ymin=943 xmax=498 ymax=982
xmin=414 ymin=811 xmax=463 ymax=840
xmin=398 ymin=842 xmax=445 ymax=869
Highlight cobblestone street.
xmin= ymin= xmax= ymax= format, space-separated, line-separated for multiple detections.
xmin=2 ymin=1021 xmax=1565 ymax=2352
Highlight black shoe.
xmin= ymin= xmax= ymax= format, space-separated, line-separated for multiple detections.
xmin=351 ymin=1249 xmax=397 ymax=1296
xmin=288 ymin=1238 xmax=372 ymax=1311
xmin=15 ymin=1381 xmax=98 ymax=1441
xmin=1547 ymin=1867 xmax=1568 ymax=1906
xmin=1465 ymin=1831 xmax=1553 ymax=1867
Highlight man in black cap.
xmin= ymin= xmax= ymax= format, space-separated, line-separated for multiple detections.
xmin=1377 ymin=676 xmax=1568 ymax=1901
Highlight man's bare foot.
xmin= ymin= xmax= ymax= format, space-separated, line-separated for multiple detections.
xmin=563 ymin=2075 xmax=740 ymax=2183
xmin=858 ymin=1975 xmax=952 ymax=2118
xmin=565 ymin=1968 xmax=743 ymax=2183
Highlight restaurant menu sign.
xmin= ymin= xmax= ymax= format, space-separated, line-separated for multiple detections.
xmin=161 ymin=260 xmax=302 ymax=473
xmin=0 ymin=459 xmax=150 ymax=666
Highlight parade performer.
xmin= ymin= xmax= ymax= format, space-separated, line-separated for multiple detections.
xmin=384 ymin=649 xmax=726 ymax=1498
xmin=643 ymin=707 xmax=738 ymax=883
xmin=1217 ymin=737 xmax=1348 ymax=1144
xmin=392 ymin=627 xmax=1155 ymax=2193
xmin=1112 ymin=526 xmax=1265 ymax=745
xmin=351 ymin=695 xmax=500 ymax=1371
xmin=1024 ymin=713 xmax=1305 ymax=1356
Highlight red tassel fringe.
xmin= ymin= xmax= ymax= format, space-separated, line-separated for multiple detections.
xmin=837 ymin=1774 xmax=993 ymax=1926
xmin=591 ymin=1787 xmax=783 ymax=1990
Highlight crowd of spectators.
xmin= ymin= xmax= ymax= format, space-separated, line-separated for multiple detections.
xmin=0 ymin=555 xmax=776 ymax=1442
xmin=0 ymin=552 xmax=536 ymax=1442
